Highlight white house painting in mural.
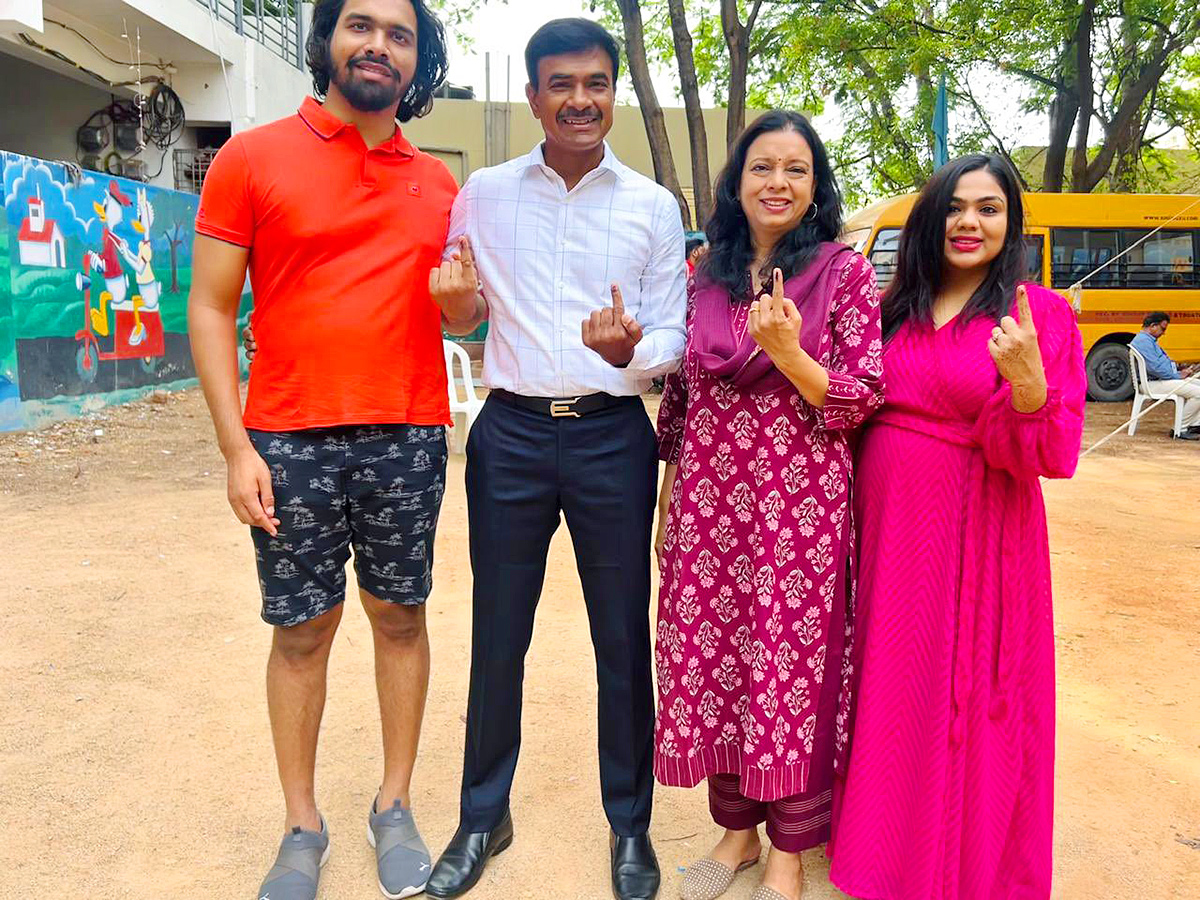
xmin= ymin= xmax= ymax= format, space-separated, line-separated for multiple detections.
xmin=18 ymin=189 xmax=67 ymax=268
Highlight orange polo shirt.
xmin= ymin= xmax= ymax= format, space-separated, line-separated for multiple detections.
xmin=196 ymin=97 xmax=457 ymax=430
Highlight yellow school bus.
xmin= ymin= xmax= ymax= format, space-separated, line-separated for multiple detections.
xmin=843 ymin=192 xmax=1200 ymax=400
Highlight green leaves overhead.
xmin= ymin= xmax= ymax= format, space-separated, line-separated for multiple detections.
xmin=589 ymin=0 xmax=1199 ymax=202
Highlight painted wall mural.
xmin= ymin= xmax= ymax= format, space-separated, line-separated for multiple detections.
xmin=0 ymin=152 xmax=250 ymax=431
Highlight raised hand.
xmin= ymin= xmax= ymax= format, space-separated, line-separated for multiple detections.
xmin=747 ymin=268 xmax=803 ymax=364
xmin=429 ymin=236 xmax=480 ymax=323
xmin=988 ymin=285 xmax=1048 ymax=411
xmin=582 ymin=284 xmax=643 ymax=367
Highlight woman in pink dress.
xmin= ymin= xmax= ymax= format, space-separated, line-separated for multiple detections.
xmin=829 ymin=154 xmax=1087 ymax=899
xmin=654 ymin=111 xmax=883 ymax=900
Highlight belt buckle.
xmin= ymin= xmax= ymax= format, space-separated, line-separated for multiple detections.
xmin=549 ymin=397 xmax=582 ymax=418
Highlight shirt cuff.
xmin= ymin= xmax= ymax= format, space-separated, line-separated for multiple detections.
xmin=628 ymin=334 xmax=684 ymax=379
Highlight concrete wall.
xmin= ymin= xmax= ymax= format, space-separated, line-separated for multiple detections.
xmin=0 ymin=150 xmax=250 ymax=431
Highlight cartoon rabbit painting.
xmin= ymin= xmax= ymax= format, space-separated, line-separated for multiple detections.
xmin=119 ymin=188 xmax=162 ymax=347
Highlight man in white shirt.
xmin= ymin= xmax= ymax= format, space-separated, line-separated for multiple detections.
xmin=426 ymin=18 xmax=686 ymax=900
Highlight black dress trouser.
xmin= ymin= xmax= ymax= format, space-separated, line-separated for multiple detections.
xmin=459 ymin=393 xmax=658 ymax=837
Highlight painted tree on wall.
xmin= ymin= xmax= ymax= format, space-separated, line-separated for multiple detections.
xmin=150 ymin=191 xmax=196 ymax=295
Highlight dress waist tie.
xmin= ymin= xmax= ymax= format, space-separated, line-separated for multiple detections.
xmin=873 ymin=410 xmax=1013 ymax=745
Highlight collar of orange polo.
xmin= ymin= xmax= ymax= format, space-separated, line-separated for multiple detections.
xmin=298 ymin=96 xmax=414 ymax=157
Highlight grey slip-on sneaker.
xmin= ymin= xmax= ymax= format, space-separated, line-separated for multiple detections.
xmin=258 ymin=816 xmax=330 ymax=900
xmin=368 ymin=797 xmax=432 ymax=899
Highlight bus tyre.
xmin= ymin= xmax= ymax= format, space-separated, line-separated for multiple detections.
xmin=1086 ymin=342 xmax=1133 ymax=402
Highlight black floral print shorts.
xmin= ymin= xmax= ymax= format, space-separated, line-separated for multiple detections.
xmin=247 ymin=424 xmax=448 ymax=627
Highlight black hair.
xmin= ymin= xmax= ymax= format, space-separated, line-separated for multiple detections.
xmin=1143 ymin=311 xmax=1170 ymax=328
xmin=686 ymin=237 xmax=706 ymax=256
xmin=698 ymin=110 xmax=844 ymax=299
xmin=306 ymin=0 xmax=449 ymax=122
xmin=881 ymin=153 xmax=1026 ymax=341
xmin=525 ymin=18 xmax=620 ymax=88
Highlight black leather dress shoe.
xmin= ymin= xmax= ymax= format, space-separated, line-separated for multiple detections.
xmin=425 ymin=810 xmax=514 ymax=898
xmin=610 ymin=831 xmax=660 ymax=900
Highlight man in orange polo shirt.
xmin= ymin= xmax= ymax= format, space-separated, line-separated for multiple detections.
xmin=188 ymin=2 xmax=481 ymax=898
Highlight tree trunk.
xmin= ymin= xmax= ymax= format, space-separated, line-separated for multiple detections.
xmin=1069 ymin=0 xmax=1095 ymax=192
xmin=616 ymin=0 xmax=692 ymax=228
xmin=721 ymin=0 xmax=749 ymax=149
xmin=1079 ymin=47 xmax=1172 ymax=192
xmin=1108 ymin=113 xmax=1143 ymax=192
xmin=667 ymin=0 xmax=712 ymax=227
xmin=1042 ymin=85 xmax=1078 ymax=192
xmin=169 ymin=234 xmax=181 ymax=294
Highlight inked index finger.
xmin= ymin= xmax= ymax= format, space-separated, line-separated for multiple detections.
xmin=1016 ymin=284 xmax=1033 ymax=329
xmin=459 ymin=236 xmax=476 ymax=269
xmin=773 ymin=267 xmax=785 ymax=303
xmin=611 ymin=283 xmax=625 ymax=315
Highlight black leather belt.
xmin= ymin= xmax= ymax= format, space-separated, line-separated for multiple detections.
xmin=490 ymin=389 xmax=628 ymax=418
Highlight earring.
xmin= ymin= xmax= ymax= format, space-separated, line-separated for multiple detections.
xmin=804 ymin=201 xmax=820 ymax=221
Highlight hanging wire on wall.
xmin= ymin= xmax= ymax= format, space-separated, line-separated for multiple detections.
xmin=68 ymin=22 xmax=187 ymax=181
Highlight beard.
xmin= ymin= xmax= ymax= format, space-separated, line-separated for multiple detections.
xmin=330 ymin=56 xmax=406 ymax=113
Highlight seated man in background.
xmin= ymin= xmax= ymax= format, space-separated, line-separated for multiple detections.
xmin=1130 ymin=311 xmax=1200 ymax=440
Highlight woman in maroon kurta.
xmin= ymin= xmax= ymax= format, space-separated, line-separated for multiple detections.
xmin=654 ymin=112 xmax=883 ymax=900
xmin=829 ymin=155 xmax=1086 ymax=899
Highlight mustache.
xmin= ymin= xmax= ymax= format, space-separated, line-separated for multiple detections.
xmin=557 ymin=109 xmax=600 ymax=120
xmin=348 ymin=56 xmax=399 ymax=79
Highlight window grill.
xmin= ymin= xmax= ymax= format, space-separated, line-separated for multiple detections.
xmin=173 ymin=147 xmax=221 ymax=193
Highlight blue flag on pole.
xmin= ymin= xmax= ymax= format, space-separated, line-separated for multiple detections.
xmin=932 ymin=73 xmax=949 ymax=170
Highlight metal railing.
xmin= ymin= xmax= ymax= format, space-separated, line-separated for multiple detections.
xmin=195 ymin=0 xmax=305 ymax=69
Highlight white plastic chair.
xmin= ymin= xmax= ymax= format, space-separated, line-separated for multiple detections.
xmin=444 ymin=339 xmax=484 ymax=453
xmin=1128 ymin=346 xmax=1186 ymax=438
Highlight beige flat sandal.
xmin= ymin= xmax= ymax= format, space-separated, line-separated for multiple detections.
xmin=748 ymin=887 xmax=792 ymax=900
xmin=680 ymin=856 xmax=760 ymax=900
xmin=748 ymin=870 xmax=806 ymax=900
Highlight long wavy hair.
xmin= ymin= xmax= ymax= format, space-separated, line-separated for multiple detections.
xmin=699 ymin=110 xmax=844 ymax=299
xmin=306 ymin=0 xmax=449 ymax=122
xmin=882 ymin=153 xmax=1026 ymax=340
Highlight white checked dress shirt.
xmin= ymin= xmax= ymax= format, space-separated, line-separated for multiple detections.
xmin=446 ymin=142 xmax=687 ymax=397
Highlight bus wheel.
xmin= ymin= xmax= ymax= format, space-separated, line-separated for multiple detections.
xmin=1086 ymin=342 xmax=1133 ymax=402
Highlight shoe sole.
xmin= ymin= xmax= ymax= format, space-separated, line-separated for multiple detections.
xmin=423 ymin=833 xmax=513 ymax=899
xmin=367 ymin=821 xmax=429 ymax=900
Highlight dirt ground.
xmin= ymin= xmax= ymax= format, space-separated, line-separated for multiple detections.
xmin=1 ymin=388 xmax=1198 ymax=900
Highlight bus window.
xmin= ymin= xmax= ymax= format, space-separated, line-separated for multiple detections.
xmin=1121 ymin=229 xmax=1197 ymax=288
xmin=1023 ymin=235 xmax=1044 ymax=284
xmin=868 ymin=228 xmax=901 ymax=288
xmin=1052 ymin=229 xmax=1119 ymax=288
xmin=842 ymin=227 xmax=871 ymax=253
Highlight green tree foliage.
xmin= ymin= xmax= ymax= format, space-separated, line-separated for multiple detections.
xmin=593 ymin=0 xmax=1199 ymax=204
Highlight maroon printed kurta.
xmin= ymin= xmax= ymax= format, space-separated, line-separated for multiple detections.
xmin=654 ymin=253 xmax=883 ymax=802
